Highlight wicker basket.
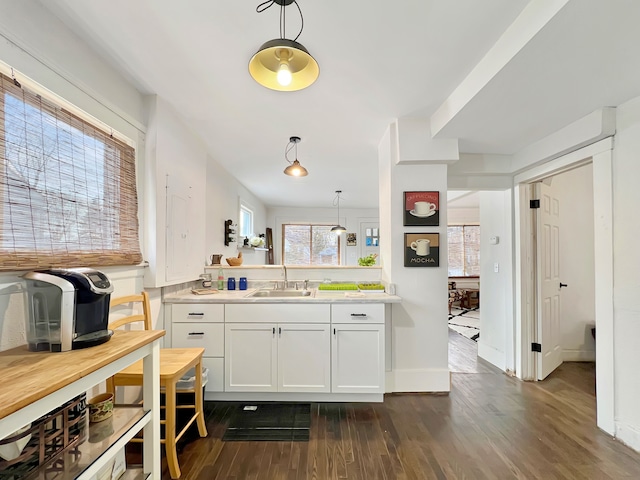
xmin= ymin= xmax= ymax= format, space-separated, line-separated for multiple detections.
xmin=0 ymin=393 xmax=87 ymax=479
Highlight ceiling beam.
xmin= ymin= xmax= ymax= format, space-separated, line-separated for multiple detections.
xmin=430 ymin=0 xmax=571 ymax=138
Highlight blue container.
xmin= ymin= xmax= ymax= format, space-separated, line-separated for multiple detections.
xmin=227 ymin=277 xmax=236 ymax=290
xmin=239 ymin=277 xmax=248 ymax=290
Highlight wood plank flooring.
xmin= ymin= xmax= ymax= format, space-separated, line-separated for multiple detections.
xmin=152 ymin=337 xmax=640 ymax=479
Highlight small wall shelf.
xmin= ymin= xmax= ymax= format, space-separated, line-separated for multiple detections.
xmin=239 ymin=246 xmax=269 ymax=251
xmin=224 ymin=219 xmax=236 ymax=246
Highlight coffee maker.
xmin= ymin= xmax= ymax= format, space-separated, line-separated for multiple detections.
xmin=23 ymin=268 xmax=114 ymax=352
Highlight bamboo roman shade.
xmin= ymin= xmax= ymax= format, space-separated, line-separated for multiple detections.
xmin=0 ymin=72 xmax=142 ymax=271
xmin=447 ymin=225 xmax=480 ymax=277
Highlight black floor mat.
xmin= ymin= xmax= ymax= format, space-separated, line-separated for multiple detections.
xmin=222 ymin=403 xmax=310 ymax=441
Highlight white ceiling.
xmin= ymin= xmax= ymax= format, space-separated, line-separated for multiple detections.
xmin=40 ymin=0 xmax=640 ymax=209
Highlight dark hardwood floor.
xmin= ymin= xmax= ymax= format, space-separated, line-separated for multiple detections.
xmin=448 ymin=327 xmax=495 ymax=374
xmin=154 ymin=336 xmax=640 ymax=479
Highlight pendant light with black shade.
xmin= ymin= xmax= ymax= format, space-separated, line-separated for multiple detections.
xmin=249 ymin=0 xmax=319 ymax=91
xmin=283 ymin=136 xmax=308 ymax=176
xmin=331 ymin=190 xmax=346 ymax=233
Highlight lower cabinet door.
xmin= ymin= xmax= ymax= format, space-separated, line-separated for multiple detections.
xmin=278 ymin=323 xmax=330 ymax=393
xmin=225 ymin=323 xmax=277 ymax=392
xmin=331 ymin=323 xmax=385 ymax=393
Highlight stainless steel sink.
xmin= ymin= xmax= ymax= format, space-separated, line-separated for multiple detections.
xmin=247 ymin=289 xmax=314 ymax=298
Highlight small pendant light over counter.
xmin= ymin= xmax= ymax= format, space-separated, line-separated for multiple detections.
xmin=249 ymin=0 xmax=319 ymax=91
xmin=331 ymin=190 xmax=346 ymax=233
xmin=284 ymin=136 xmax=308 ymax=177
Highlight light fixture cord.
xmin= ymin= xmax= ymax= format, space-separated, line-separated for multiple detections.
xmin=333 ymin=191 xmax=342 ymax=223
xmin=284 ymin=139 xmax=297 ymax=165
xmin=255 ymin=0 xmax=304 ymax=41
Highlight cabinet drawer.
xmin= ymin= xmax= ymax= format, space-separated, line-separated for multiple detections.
xmin=225 ymin=304 xmax=330 ymax=323
xmin=331 ymin=304 xmax=385 ymax=324
xmin=172 ymin=323 xmax=224 ymax=357
xmin=172 ymin=303 xmax=224 ymax=323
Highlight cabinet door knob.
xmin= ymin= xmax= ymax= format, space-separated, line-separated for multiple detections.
xmin=188 ymin=312 xmax=204 ymax=316
xmin=188 ymin=332 xmax=205 ymax=336
xmin=350 ymin=313 xmax=367 ymax=317
xmin=333 ymin=328 xmax=336 ymax=335
xmin=273 ymin=327 xmax=276 ymax=335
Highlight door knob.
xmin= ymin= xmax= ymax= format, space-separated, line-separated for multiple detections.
xmin=560 ymin=283 xmax=568 ymax=288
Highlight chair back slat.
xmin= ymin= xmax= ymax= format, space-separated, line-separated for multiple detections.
xmin=109 ymin=291 xmax=152 ymax=331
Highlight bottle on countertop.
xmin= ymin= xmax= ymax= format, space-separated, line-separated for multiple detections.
xmin=227 ymin=277 xmax=236 ymax=290
xmin=217 ymin=267 xmax=224 ymax=290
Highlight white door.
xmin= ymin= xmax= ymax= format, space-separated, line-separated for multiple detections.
xmin=331 ymin=324 xmax=384 ymax=393
xmin=225 ymin=323 xmax=277 ymax=392
xmin=535 ymin=182 xmax=563 ymax=380
xmin=165 ymin=174 xmax=191 ymax=282
xmin=278 ymin=324 xmax=330 ymax=392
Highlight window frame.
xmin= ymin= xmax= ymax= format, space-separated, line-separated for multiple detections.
xmin=239 ymin=202 xmax=254 ymax=239
xmin=281 ymin=223 xmax=342 ymax=266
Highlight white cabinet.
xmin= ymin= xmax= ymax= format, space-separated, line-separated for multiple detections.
xmin=224 ymin=323 xmax=277 ymax=392
xmin=144 ymin=96 xmax=207 ymax=288
xmin=332 ymin=323 xmax=385 ymax=393
xmin=331 ymin=304 xmax=385 ymax=394
xmin=224 ymin=302 xmax=331 ymax=394
xmin=225 ymin=323 xmax=331 ymax=393
xmin=171 ymin=303 xmax=224 ymax=392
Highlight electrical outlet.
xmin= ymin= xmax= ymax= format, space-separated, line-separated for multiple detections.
xmin=494 ymin=262 xmax=500 ymax=273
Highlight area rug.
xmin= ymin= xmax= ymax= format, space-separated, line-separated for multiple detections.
xmin=449 ymin=307 xmax=480 ymax=341
xmin=222 ymin=403 xmax=310 ymax=441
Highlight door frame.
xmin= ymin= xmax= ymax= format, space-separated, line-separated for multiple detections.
xmin=513 ymin=137 xmax=614 ymax=434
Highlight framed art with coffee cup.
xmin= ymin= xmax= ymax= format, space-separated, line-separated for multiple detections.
xmin=403 ymin=191 xmax=439 ymax=226
xmin=404 ymin=233 xmax=439 ymax=267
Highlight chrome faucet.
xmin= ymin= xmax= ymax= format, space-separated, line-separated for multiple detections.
xmin=282 ymin=265 xmax=288 ymax=289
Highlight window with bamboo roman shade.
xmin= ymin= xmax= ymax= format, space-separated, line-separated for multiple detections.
xmin=0 ymin=72 xmax=142 ymax=271
xmin=447 ymin=225 xmax=480 ymax=277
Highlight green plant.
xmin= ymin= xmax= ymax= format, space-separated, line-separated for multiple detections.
xmin=358 ymin=253 xmax=378 ymax=266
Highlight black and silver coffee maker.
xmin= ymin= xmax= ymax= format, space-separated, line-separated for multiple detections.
xmin=23 ymin=268 xmax=114 ymax=352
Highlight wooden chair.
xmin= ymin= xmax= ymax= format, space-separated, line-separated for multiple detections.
xmin=107 ymin=292 xmax=208 ymax=479
xmin=448 ymin=281 xmax=462 ymax=314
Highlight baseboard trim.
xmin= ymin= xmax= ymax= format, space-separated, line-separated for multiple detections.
xmin=562 ymin=349 xmax=595 ymax=362
xmin=386 ymin=368 xmax=450 ymax=393
xmin=204 ymin=392 xmax=384 ymax=403
xmin=478 ymin=342 xmax=506 ymax=371
xmin=616 ymin=422 xmax=640 ymax=453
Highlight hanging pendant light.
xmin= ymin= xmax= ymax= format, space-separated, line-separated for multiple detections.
xmin=249 ymin=0 xmax=319 ymax=91
xmin=331 ymin=190 xmax=346 ymax=233
xmin=284 ymin=136 xmax=308 ymax=176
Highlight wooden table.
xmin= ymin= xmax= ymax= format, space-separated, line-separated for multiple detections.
xmin=460 ymin=289 xmax=480 ymax=309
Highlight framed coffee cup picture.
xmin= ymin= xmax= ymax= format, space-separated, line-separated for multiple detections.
xmin=403 ymin=191 xmax=439 ymax=226
xmin=404 ymin=233 xmax=439 ymax=267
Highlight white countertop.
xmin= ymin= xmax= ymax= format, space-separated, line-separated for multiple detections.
xmin=164 ymin=288 xmax=401 ymax=304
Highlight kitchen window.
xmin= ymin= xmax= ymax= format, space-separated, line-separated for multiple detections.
xmin=447 ymin=225 xmax=480 ymax=277
xmin=282 ymin=224 xmax=341 ymax=265
xmin=239 ymin=203 xmax=253 ymax=239
xmin=0 ymin=72 xmax=142 ymax=270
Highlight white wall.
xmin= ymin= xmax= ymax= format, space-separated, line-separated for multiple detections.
xmin=551 ymin=164 xmax=596 ymax=361
xmin=206 ymin=162 xmax=267 ymax=267
xmin=611 ymin=95 xmax=640 ymax=450
xmin=0 ymin=1 xmax=154 ymax=352
xmin=478 ymin=190 xmax=513 ymax=371
xmin=378 ymin=123 xmax=450 ymax=392
xmin=267 ymin=207 xmax=379 ymax=266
